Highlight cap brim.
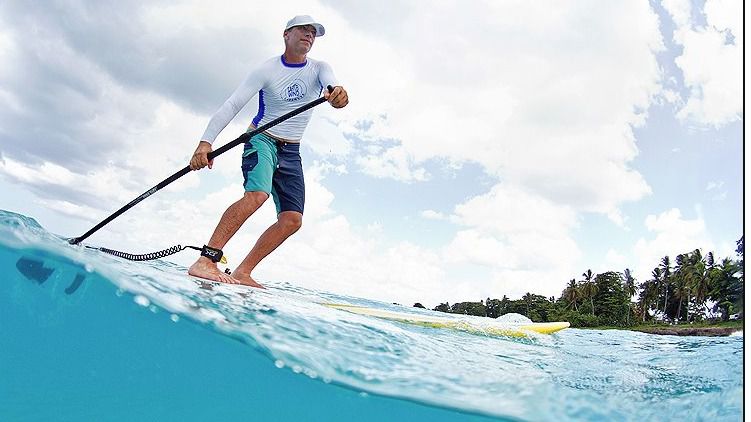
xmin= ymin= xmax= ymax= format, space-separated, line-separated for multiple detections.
xmin=286 ymin=21 xmax=325 ymax=37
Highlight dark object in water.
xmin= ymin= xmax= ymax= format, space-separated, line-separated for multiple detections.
xmin=16 ymin=257 xmax=54 ymax=284
xmin=65 ymin=273 xmax=86 ymax=295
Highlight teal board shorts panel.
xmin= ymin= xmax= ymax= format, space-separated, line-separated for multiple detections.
xmin=241 ymin=133 xmax=305 ymax=214
xmin=242 ymin=135 xmax=277 ymax=194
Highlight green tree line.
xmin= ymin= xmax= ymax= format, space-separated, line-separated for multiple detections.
xmin=426 ymin=236 xmax=744 ymax=328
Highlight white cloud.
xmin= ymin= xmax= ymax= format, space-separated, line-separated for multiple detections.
xmin=334 ymin=1 xmax=660 ymax=218
xmin=355 ymin=146 xmax=429 ymax=182
xmin=0 ymin=156 xmax=127 ymax=212
xmin=493 ymin=270 xmax=570 ymax=300
xmin=444 ymin=230 xmax=517 ymax=269
xmin=607 ymin=209 xmax=627 ymax=228
xmin=709 ymin=191 xmax=727 ymax=201
xmin=604 ymin=249 xmax=628 ymax=272
xmin=439 ymin=184 xmax=582 ymax=298
xmin=663 ymin=0 xmax=743 ymax=126
xmin=633 ymin=208 xmax=717 ymax=280
xmin=0 ymin=91 xmax=234 ymax=213
xmin=705 ymin=180 xmax=724 ymax=191
xmin=34 ymin=198 xmax=103 ymax=222
xmin=250 ymin=205 xmax=449 ymax=305
xmin=421 ymin=210 xmax=446 ymax=220
xmin=304 ymin=113 xmax=352 ymax=159
xmin=662 ymin=0 xmax=692 ymax=27
xmin=705 ymin=180 xmax=727 ymax=201
xmin=453 ymin=184 xmax=578 ymax=238
xmin=0 ymin=158 xmax=75 ymax=185
xmin=661 ymin=89 xmax=682 ymax=104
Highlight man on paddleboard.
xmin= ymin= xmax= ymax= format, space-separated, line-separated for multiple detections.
xmin=187 ymin=15 xmax=348 ymax=287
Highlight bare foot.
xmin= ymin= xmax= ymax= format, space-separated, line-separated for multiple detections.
xmin=188 ymin=257 xmax=237 ymax=284
xmin=230 ymin=270 xmax=266 ymax=289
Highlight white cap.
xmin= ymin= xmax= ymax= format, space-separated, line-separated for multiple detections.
xmin=284 ymin=15 xmax=325 ymax=37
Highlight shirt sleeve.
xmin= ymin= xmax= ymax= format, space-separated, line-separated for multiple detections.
xmin=317 ymin=61 xmax=338 ymax=93
xmin=200 ymin=68 xmax=266 ymax=144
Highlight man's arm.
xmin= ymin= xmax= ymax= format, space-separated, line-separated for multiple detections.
xmin=191 ymin=67 xmax=266 ymax=170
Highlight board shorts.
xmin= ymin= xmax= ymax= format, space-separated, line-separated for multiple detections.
xmin=241 ymin=132 xmax=304 ymax=215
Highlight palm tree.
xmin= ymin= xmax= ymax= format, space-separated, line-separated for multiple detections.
xmin=582 ymin=269 xmax=594 ymax=283
xmin=563 ymin=279 xmax=579 ymax=312
xmin=522 ymin=292 xmax=534 ymax=318
xmin=686 ymin=249 xmax=707 ymax=321
xmin=674 ymin=254 xmax=689 ymax=321
xmin=672 ymin=250 xmax=704 ymax=321
xmin=623 ymin=268 xmax=636 ymax=325
xmin=708 ymin=258 xmax=742 ymax=320
xmin=659 ymin=256 xmax=672 ymax=315
xmin=639 ymin=267 xmax=661 ymax=322
xmin=623 ymin=269 xmax=636 ymax=298
xmin=581 ymin=270 xmax=598 ymax=317
xmin=692 ymin=251 xmax=714 ymax=317
xmin=672 ymin=251 xmax=703 ymax=321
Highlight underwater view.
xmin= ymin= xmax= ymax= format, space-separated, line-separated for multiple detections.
xmin=1 ymin=210 xmax=743 ymax=421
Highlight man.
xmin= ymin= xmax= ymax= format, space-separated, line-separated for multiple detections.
xmin=187 ymin=15 xmax=348 ymax=287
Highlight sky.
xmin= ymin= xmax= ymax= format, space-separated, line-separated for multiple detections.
xmin=0 ymin=0 xmax=744 ymax=308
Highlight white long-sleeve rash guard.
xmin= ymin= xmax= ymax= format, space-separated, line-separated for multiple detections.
xmin=200 ymin=55 xmax=337 ymax=144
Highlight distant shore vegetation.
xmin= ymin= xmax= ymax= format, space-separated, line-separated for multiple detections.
xmin=421 ymin=236 xmax=744 ymax=328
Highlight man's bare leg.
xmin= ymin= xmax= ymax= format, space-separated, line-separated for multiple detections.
xmin=231 ymin=211 xmax=303 ymax=286
xmin=188 ymin=191 xmax=268 ymax=284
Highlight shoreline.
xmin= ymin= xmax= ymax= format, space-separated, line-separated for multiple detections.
xmin=582 ymin=322 xmax=744 ymax=336
xmin=632 ymin=326 xmax=742 ymax=337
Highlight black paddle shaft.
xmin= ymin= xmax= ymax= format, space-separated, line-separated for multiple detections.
xmin=69 ymin=85 xmax=335 ymax=245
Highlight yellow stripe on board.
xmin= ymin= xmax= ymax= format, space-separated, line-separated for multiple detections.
xmin=323 ymin=303 xmax=570 ymax=337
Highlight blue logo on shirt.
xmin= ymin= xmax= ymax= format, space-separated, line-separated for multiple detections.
xmin=281 ymin=80 xmax=307 ymax=102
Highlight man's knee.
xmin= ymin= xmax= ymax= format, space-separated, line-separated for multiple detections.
xmin=278 ymin=211 xmax=303 ymax=234
xmin=241 ymin=191 xmax=269 ymax=207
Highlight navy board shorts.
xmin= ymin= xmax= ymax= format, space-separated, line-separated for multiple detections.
xmin=241 ymin=132 xmax=305 ymax=214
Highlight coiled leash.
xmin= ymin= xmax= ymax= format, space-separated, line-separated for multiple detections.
xmin=88 ymin=244 xmax=228 ymax=264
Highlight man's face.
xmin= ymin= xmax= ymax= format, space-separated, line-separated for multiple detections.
xmin=285 ymin=25 xmax=316 ymax=52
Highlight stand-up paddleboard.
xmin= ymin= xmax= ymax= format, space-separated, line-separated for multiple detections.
xmin=324 ymin=303 xmax=570 ymax=337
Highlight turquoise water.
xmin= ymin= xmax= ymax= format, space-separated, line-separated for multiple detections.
xmin=0 ymin=210 xmax=743 ymax=421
